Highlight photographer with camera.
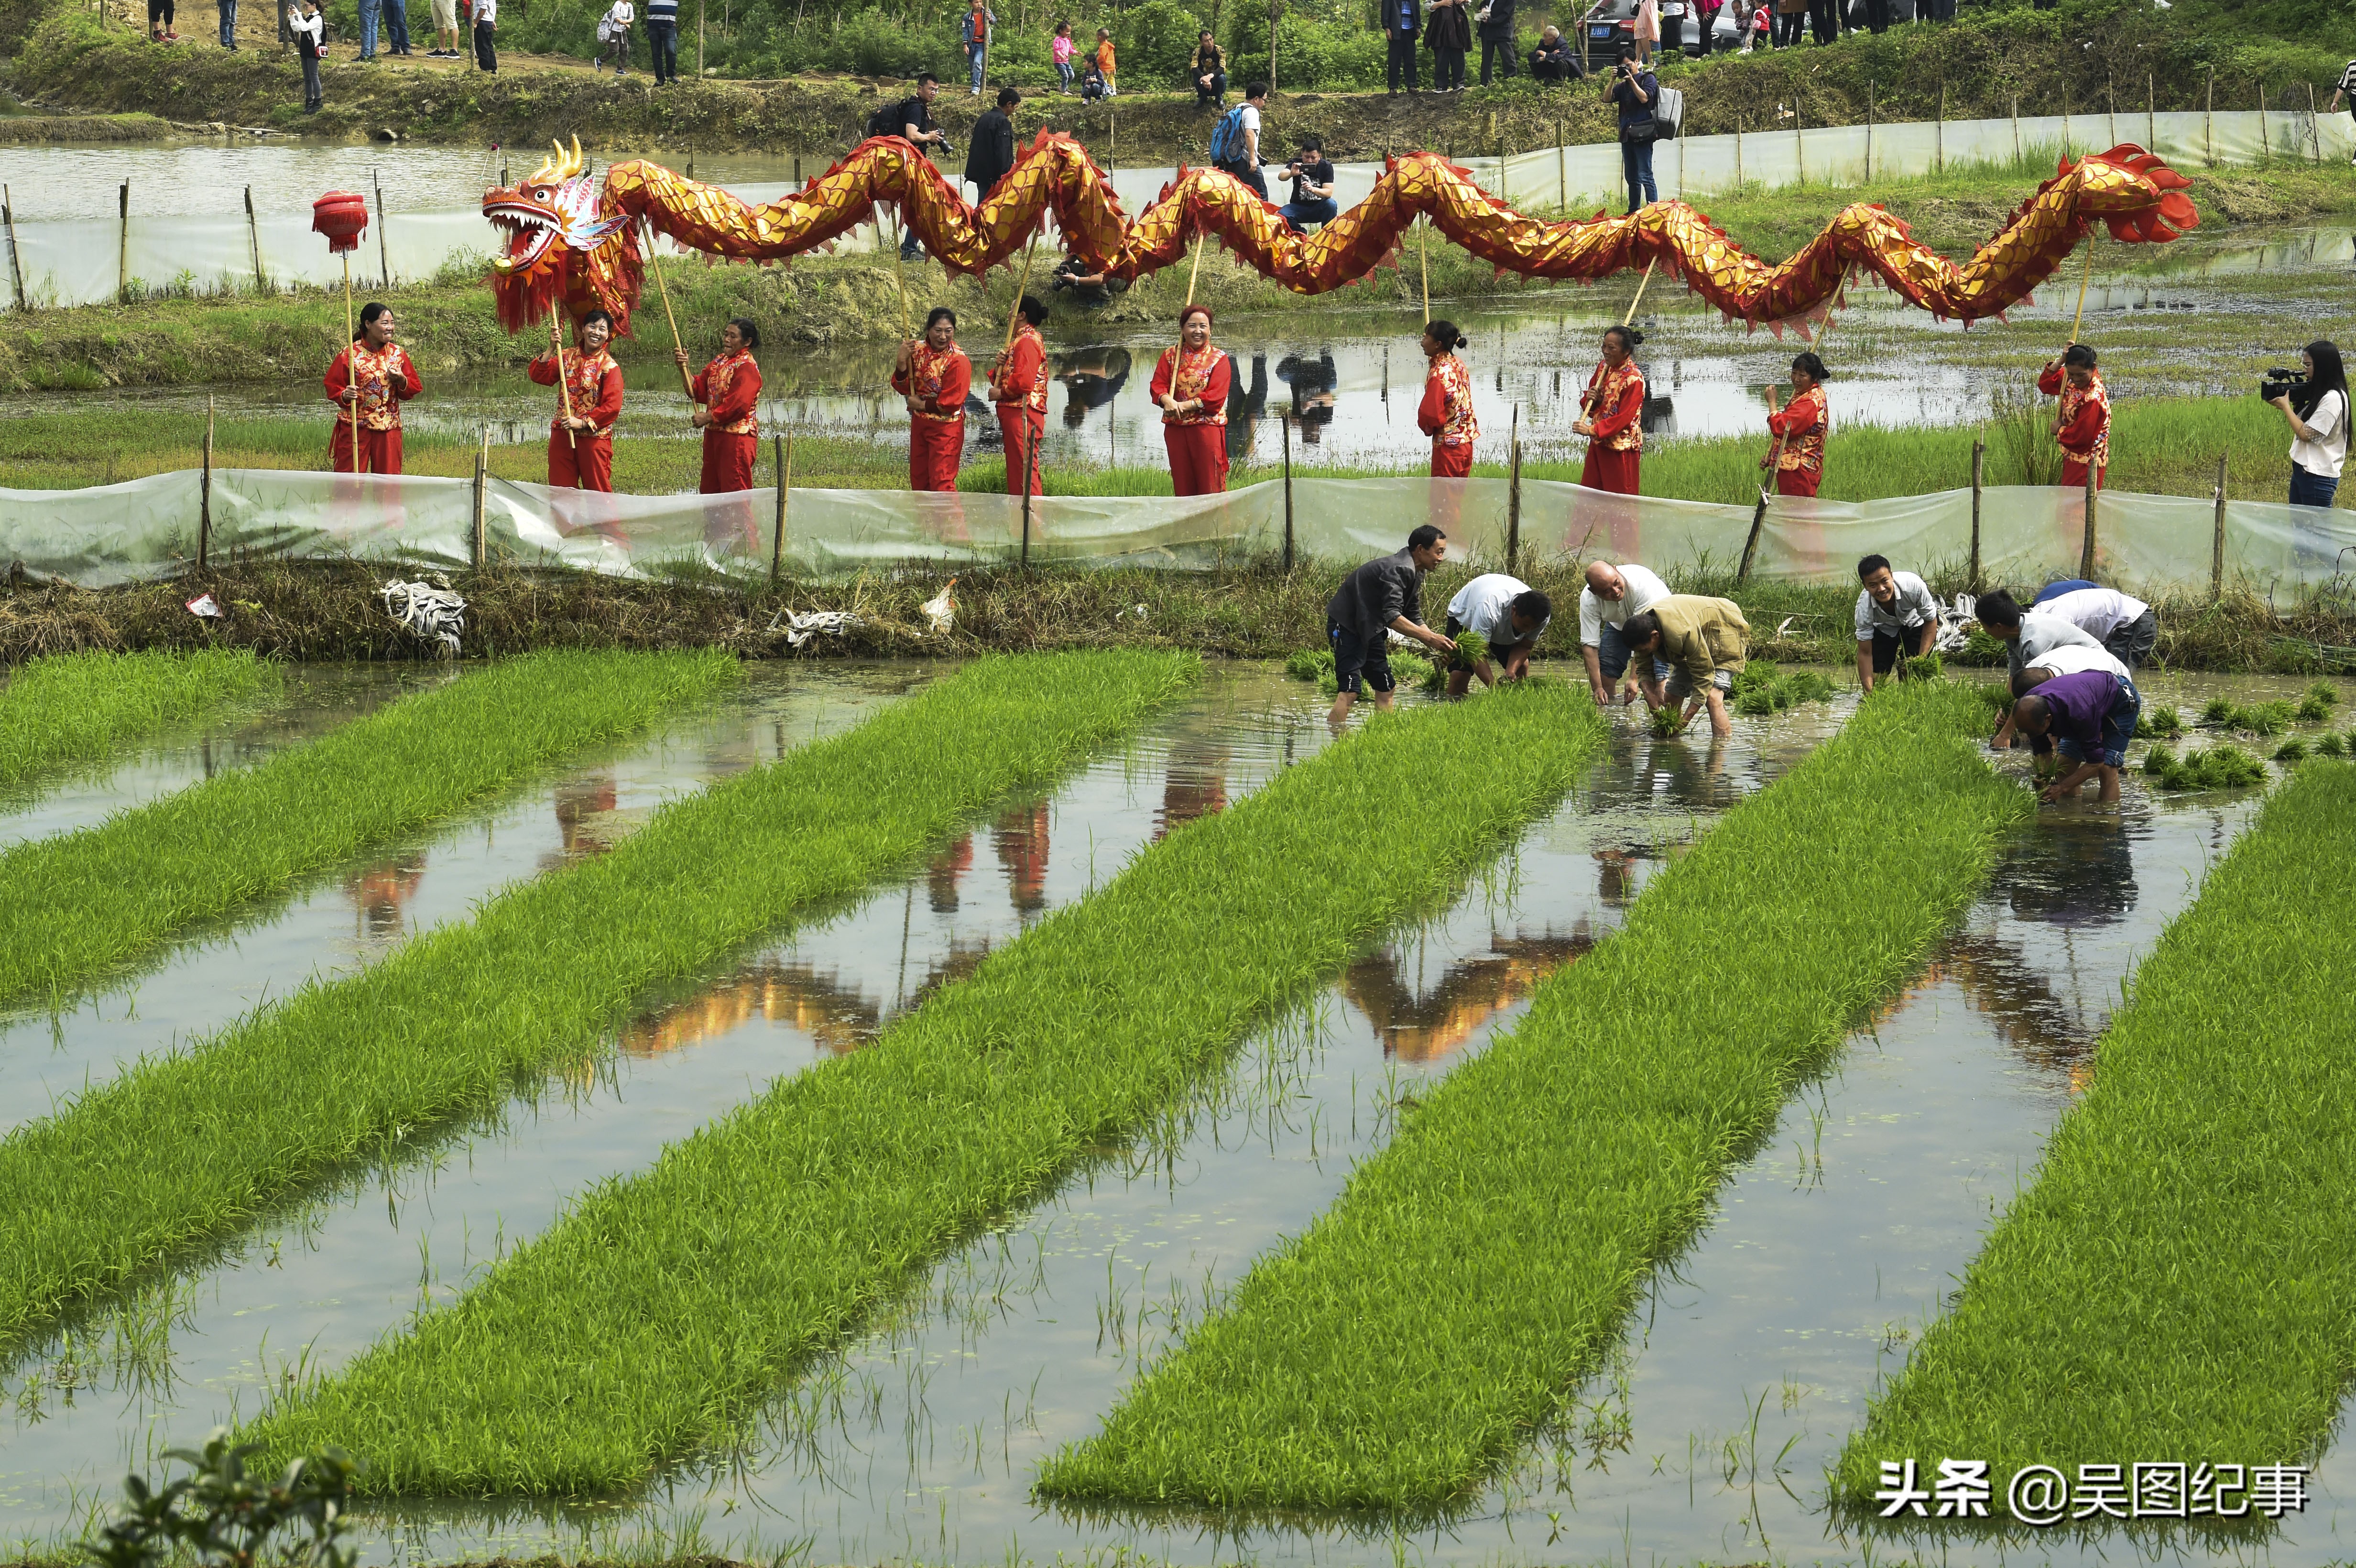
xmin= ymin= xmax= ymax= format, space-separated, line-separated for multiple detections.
xmin=888 ymin=75 xmax=951 ymax=260
xmin=1603 ymin=45 xmax=1658 ymax=215
xmin=1278 ymin=136 xmax=1336 ymax=233
xmin=2265 ymin=341 xmax=2348 ymax=509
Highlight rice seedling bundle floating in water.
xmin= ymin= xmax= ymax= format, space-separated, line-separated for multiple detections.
xmin=1833 ymin=762 xmax=2356 ymax=1520
xmin=1034 ymin=680 xmax=2029 ymax=1513
xmin=1731 ymin=664 xmax=1837 ymax=718
xmin=0 ymin=649 xmax=279 ymax=787
xmin=2142 ymin=703 xmax=2184 ymax=739
xmin=0 ymin=652 xmax=1198 ymax=1351
xmin=2144 ymin=743 xmax=2267 ymax=791
xmin=244 ymin=683 xmax=1611 ymax=1496
xmin=0 ymin=650 xmax=740 ymax=1006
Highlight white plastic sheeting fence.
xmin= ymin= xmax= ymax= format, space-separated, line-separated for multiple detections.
xmin=7 ymin=468 xmax=2351 ymax=597
xmin=4 ymin=109 xmax=2346 ymax=311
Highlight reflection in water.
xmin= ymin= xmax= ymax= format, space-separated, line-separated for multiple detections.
xmin=2000 ymin=817 xmax=2139 ymax=928
xmin=344 ymin=854 xmax=425 ymax=941
xmin=927 ymin=833 xmax=974 ymax=913
xmin=994 ymin=802 xmax=1051 ymax=913
xmin=1343 ymin=932 xmax=1595 ymax=1062
xmin=542 ymin=773 xmax=624 ymax=871
xmin=1224 ymin=353 xmax=1269 ymax=467
xmin=1056 ymin=346 xmax=1131 ymax=429
xmin=1278 ymin=352 xmax=1339 ymax=446
xmin=1934 ymin=934 xmax=2095 ymax=1075
xmin=1593 ymin=847 xmax=1641 ymax=907
xmin=618 ymin=944 xmax=995 ymax=1059
xmin=1155 ymin=748 xmax=1231 ymax=840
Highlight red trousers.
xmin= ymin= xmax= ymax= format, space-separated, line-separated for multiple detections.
xmin=1581 ymin=445 xmax=1640 ymax=494
xmin=699 ymin=430 xmax=758 ymax=494
xmin=1430 ymin=440 xmax=1473 ymax=479
xmin=998 ymin=405 xmax=1046 ymax=495
xmin=1165 ymin=423 xmax=1229 ymax=496
xmin=548 ymin=432 xmax=614 ymax=492
xmin=1775 ymin=466 xmax=1823 ymax=498
xmin=330 ymin=424 xmax=403 ymax=474
xmin=910 ymin=416 xmax=965 ymax=492
xmin=2062 ymin=458 xmax=2106 ymax=491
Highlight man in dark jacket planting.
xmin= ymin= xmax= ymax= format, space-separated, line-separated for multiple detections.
xmin=1325 ymin=525 xmax=1457 ymax=725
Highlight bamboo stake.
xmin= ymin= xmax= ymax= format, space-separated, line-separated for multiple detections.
xmin=1969 ymin=432 xmax=1984 ymax=588
xmin=2210 ymin=451 xmax=2228 ymax=600
xmin=1506 ymin=404 xmax=1522 ymax=575
xmin=644 ymin=218 xmax=698 ymax=401
xmin=1281 ymin=412 xmax=1294 ymax=571
xmin=374 ymin=174 xmax=391 ymax=288
xmin=773 ymin=433 xmax=791 ymax=583
xmin=2 ymin=185 xmax=25 ymax=312
xmin=199 ymin=395 xmax=213 ymax=570
xmin=1739 ymin=264 xmax=1850 ymax=581
xmin=2259 ymin=83 xmax=2271 ymax=162
xmin=472 ymin=426 xmax=488 ymax=569
xmin=244 ymin=185 xmax=264 ymax=292
xmin=2079 ymin=447 xmax=2099 ymax=578
xmin=117 ymin=180 xmax=129 ymax=302
xmin=342 ymin=256 xmax=363 ymax=472
xmin=549 ymin=300 xmax=579 ymax=455
xmin=2069 ymin=233 xmax=2094 ymax=345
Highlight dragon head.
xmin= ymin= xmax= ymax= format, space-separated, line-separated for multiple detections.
xmin=2067 ymin=144 xmax=2200 ymax=242
xmin=483 ymin=137 xmax=637 ymax=334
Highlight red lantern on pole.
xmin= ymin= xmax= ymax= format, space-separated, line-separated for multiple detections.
xmin=316 ymin=191 xmax=373 ymax=471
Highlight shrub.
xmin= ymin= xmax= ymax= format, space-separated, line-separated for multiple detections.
xmin=1120 ymin=0 xmax=1205 ymax=85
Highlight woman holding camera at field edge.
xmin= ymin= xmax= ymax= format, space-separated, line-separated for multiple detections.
xmin=2267 ymin=339 xmax=2348 ymax=510
xmin=1416 ymin=319 xmax=1479 ymax=478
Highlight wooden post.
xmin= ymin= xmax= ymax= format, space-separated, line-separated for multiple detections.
xmin=2210 ymin=451 xmax=2228 ymax=600
xmin=697 ymin=0 xmax=705 ymax=74
xmin=2 ymin=185 xmax=24 ymax=312
xmin=1865 ymin=85 xmax=1874 ymax=182
xmin=2309 ymin=81 xmax=2324 ymax=164
xmin=1794 ymin=98 xmax=1804 ymax=185
xmin=2062 ymin=86 xmax=2071 ymax=156
xmin=1556 ymin=119 xmax=1565 ymax=208
xmin=117 ymin=180 xmax=129 ymax=301
xmin=772 ymin=433 xmax=790 ymax=582
xmin=1281 ymin=413 xmax=1295 ymax=571
xmin=1497 ymin=121 xmax=1506 ymax=206
xmin=2148 ymin=72 xmax=2157 ymax=150
xmin=2205 ymin=65 xmax=2215 ymax=165
xmin=1969 ymin=433 xmax=1984 ymax=588
xmin=1506 ymin=406 xmax=1522 ymax=576
xmin=471 ymin=427 xmax=488 ymax=569
xmin=1267 ymin=0 xmax=1277 ymax=95
xmin=2079 ymin=457 xmax=2098 ymax=578
xmin=2259 ymin=83 xmax=2270 ymax=161
xmin=374 ymin=175 xmax=391 ymax=287
xmin=2011 ymin=94 xmax=2021 ymax=164
xmin=1936 ymin=82 xmax=1945 ymax=174
xmin=244 ymin=185 xmax=265 ymax=292
xmin=2107 ymin=74 xmax=2116 ymax=148
xmin=1734 ymin=112 xmax=1743 ymax=187
xmin=199 ymin=394 xmax=214 ymax=570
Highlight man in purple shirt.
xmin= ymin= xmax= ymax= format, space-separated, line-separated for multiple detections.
xmin=2010 ymin=666 xmax=2140 ymax=804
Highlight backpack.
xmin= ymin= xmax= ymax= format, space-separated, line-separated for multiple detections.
xmin=1207 ymin=103 xmax=1249 ymax=168
xmin=865 ymin=98 xmax=904 ymax=139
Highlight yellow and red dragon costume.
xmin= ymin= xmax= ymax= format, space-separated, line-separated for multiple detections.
xmin=481 ymin=133 xmax=2197 ymax=336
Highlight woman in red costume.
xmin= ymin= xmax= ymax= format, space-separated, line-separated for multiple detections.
xmin=528 ymin=308 xmax=625 ymax=491
xmin=893 ymin=307 xmax=973 ymax=492
xmin=1573 ymin=324 xmax=1645 ymax=493
xmin=1149 ymin=305 xmax=1233 ymax=496
xmin=1762 ymin=351 xmax=1831 ymax=497
xmin=325 ymin=302 xmax=422 ymax=474
xmin=2038 ymin=342 xmax=2109 ymax=490
xmin=1417 ymin=318 xmax=1480 ymax=478
xmin=988 ymin=295 xmax=1050 ymax=496
xmin=674 ymin=316 xmax=763 ymax=493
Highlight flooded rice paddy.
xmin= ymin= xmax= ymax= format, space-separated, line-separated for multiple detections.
xmin=2 ymin=660 xmax=2352 ymax=1566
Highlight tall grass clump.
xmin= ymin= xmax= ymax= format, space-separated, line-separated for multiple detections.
xmin=0 ymin=649 xmax=278 ymax=786
xmin=244 ymin=683 xmax=1611 ymax=1495
xmin=0 ymin=653 xmax=1197 ymax=1350
xmin=1833 ymin=762 xmax=2356 ymax=1517
xmin=1036 ymin=679 xmax=2029 ymax=1513
xmin=0 ymin=651 xmax=740 ymax=1005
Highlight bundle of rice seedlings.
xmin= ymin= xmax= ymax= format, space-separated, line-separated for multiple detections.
xmin=1284 ymin=648 xmax=1335 ymax=683
xmin=2142 ymin=744 xmax=2178 ymax=778
xmin=2274 ymin=737 xmax=2309 ymax=763
xmin=1452 ymin=629 xmax=1490 ymax=669
xmin=2319 ymin=732 xmax=2348 ymax=757
xmin=2142 ymin=704 xmax=2183 ymax=739
xmin=1903 ymin=652 xmax=1945 ymax=681
xmin=2296 ymin=683 xmax=2337 ymax=723
xmin=2157 ymin=744 xmax=2269 ymax=791
xmin=2203 ymin=696 xmax=2238 ymax=724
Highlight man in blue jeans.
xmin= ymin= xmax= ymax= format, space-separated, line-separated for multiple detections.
xmin=1277 ymin=137 xmax=1336 ymax=233
xmin=354 ymin=0 xmax=379 ymax=56
xmin=644 ymin=0 xmax=677 ymax=80
xmin=383 ymin=0 xmax=411 ymax=53
xmin=961 ymin=0 xmax=993 ymax=93
xmin=1606 ymin=45 xmax=1658 ymax=213
xmin=2013 ymin=664 xmax=2140 ymax=804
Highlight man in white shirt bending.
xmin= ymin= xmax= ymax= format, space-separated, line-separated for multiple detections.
xmin=1853 ymin=553 xmax=1940 ymax=694
xmin=1578 ymin=558 xmax=1671 ymax=709
xmin=2036 ymin=584 xmax=2158 ymax=669
xmin=1443 ymin=573 xmax=1553 ymax=694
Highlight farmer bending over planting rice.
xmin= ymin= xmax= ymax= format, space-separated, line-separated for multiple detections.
xmin=2027 ymin=583 xmax=2159 ymax=670
xmin=1853 ymin=554 xmax=1940 ymax=695
xmin=1621 ymin=596 xmax=1748 ymax=739
xmin=1973 ymin=589 xmax=2110 ymax=750
xmin=1325 ymin=524 xmax=1457 ymax=725
xmin=2011 ymin=664 xmax=2141 ymax=804
xmin=1579 ymin=558 xmax=1672 ymax=711
xmin=1443 ymin=573 xmax=1553 ymax=695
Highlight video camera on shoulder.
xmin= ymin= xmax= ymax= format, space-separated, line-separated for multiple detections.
xmin=2260 ymin=366 xmax=2307 ymax=401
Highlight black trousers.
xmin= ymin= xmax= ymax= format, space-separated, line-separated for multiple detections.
xmin=1433 ymin=46 xmax=1465 ymax=87
xmin=299 ymin=49 xmax=321 ymax=105
xmin=1386 ymin=29 xmax=1418 ymax=90
xmin=472 ymin=16 xmax=496 ymax=67
xmin=1860 ymin=0 xmax=1888 ymax=30
xmin=646 ymin=17 xmax=676 ymax=79
xmin=1194 ymin=67 xmax=1226 ymax=105
xmin=1807 ymin=0 xmax=1835 ymax=41
xmin=1479 ymin=36 xmax=1516 ymax=82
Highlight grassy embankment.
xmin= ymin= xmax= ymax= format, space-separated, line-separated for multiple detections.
xmin=0 ymin=649 xmax=738 ymax=1004
xmin=1830 ymin=758 xmax=2356 ymax=1524
xmin=0 ymin=646 xmax=278 ymax=784
xmin=0 ymin=650 xmax=1195 ymax=1350
xmin=244 ymin=680 xmax=1610 ymax=1494
xmin=1032 ymin=678 xmax=2028 ymax=1512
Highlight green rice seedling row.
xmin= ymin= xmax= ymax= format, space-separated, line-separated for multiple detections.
xmin=0 ymin=651 xmax=1196 ymax=1350
xmin=1034 ymin=680 xmax=2030 ymax=1513
xmin=0 ymin=649 xmax=279 ymax=786
xmin=243 ymin=682 xmax=1611 ymax=1496
xmin=0 ymin=650 xmax=740 ymax=1005
xmin=1831 ymin=761 xmax=2356 ymax=1515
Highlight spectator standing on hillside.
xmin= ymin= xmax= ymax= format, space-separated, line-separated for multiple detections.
xmin=382 ymin=0 xmax=411 ymax=55
xmin=427 ymin=0 xmax=457 ymax=55
xmin=1209 ymin=84 xmax=1270 ymax=199
xmin=1094 ymin=27 xmax=1117 ymax=94
xmin=1052 ymin=20 xmax=1076 ymax=91
xmin=643 ymin=0 xmax=676 ymax=79
xmin=961 ymin=0 xmax=993 ymax=94
xmin=1771 ymin=0 xmax=1801 ymax=49
xmin=1605 ymin=47 xmax=1658 ymax=213
xmin=148 ymin=0 xmax=176 ymax=42
xmin=470 ymin=0 xmax=496 ymax=67
xmin=1381 ymin=0 xmax=1420 ymax=93
xmin=1278 ymin=136 xmax=1335 ymax=231
xmin=1744 ymin=1 xmax=1769 ymax=51
xmin=1474 ymin=0 xmax=1516 ymax=84
xmin=965 ymin=87 xmax=1019 ymax=201
xmin=1805 ymin=0 xmax=1834 ymax=46
xmin=895 ymin=75 xmax=948 ymax=259
xmin=2330 ymin=62 xmax=2356 ymax=161
xmin=597 ymin=0 xmax=633 ymax=71
xmin=1425 ymin=0 xmax=1468 ymax=90
xmin=1529 ymin=24 xmax=1579 ymax=80
xmin=1632 ymin=0 xmax=1657 ymax=65
xmin=216 ymin=0 xmax=237 ymax=49
xmin=1190 ymin=31 xmax=1227 ymax=107
xmin=290 ymin=0 xmax=325 ymax=109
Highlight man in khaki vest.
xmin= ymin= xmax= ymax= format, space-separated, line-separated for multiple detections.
xmin=1622 ymin=595 xmax=1748 ymax=738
